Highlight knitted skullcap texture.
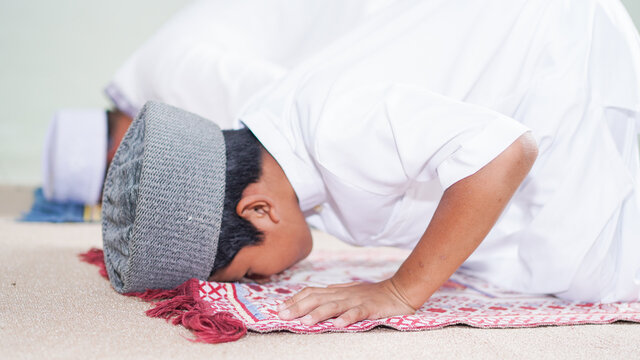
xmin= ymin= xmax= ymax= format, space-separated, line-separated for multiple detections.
xmin=102 ymin=101 xmax=226 ymax=293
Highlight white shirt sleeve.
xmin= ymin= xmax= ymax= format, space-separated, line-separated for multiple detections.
xmin=314 ymin=83 xmax=531 ymax=194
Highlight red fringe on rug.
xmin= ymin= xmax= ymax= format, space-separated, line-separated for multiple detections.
xmin=78 ymin=248 xmax=108 ymax=279
xmin=79 ymin=248 xmax=247 ymax=344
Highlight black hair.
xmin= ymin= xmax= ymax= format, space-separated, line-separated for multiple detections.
xmin=211 ymin=127 xmax=264 ymax=275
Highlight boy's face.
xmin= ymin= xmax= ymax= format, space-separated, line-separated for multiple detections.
xmin=210 ymin=215 xmax=312 ymax=282
xmin=210 ymin=228 xmax=312 ymax=282
xmin=209 ymin=189 xmax=313 ymax=282
xmin=210 ymin=143 xmax=312 ymax=282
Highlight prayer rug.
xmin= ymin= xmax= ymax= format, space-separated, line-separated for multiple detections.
xmin=81 ymin=247 xmax=640 ymax=343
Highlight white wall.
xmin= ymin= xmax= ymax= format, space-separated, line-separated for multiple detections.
xmin=0 ymin=0 xmax=190 ymax=185
xmin=624 ymin=0 xmax=640 ymax=29
xmin=0 ymin=0 xmax=639 ymax=185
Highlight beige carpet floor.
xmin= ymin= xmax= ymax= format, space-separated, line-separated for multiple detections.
xmin=1 ymin=188 xmax=639 ymax=359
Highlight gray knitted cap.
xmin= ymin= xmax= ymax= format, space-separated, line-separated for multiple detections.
xmin=101 ymin=101 xmax=226 ymax=293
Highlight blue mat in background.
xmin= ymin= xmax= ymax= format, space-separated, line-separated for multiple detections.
xmin=21 ymin=188 xmax=100 ymax=223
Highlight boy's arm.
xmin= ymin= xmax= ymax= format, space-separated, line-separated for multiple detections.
xmin=278 ymin=132 xmax=538 ymax=327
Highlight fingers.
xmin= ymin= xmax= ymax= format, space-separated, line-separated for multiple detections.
xmin=281 ymin=295 xmax=365 ymax=327
xmin=273 ymin=280 xmax=414 ymax=328
xmin=299 ymin=301 xmax=347 ymax=326
xmin=278 ymin=288 xmax=339 ymax=321
xmin=277 ymin=286 xmax=327 ymax=312
xmin=327 ymin=281 xmax=361 ymax=288
xmin=333 ymin=306 xmax=369 ymax=328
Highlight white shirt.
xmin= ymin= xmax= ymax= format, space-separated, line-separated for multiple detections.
xmin=241 ymin=0 xmax=640 ymax=302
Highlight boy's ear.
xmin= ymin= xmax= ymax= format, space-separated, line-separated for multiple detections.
xmin=236 ymin=194 xmax=281 ymax=227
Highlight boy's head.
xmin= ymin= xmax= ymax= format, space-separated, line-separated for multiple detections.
xmin=102 ymin=101 xmax=311 ymax=293
xmin=213 ymin=127 xmax=312 ymax=281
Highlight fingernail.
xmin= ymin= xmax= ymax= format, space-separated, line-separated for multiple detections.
xmin=301 ymin=315 xmax=313 ymax=325
xmin=276 ymin=303 xmax=285 ymax=311
xmin=279 ymin=309 xmax=290 ymax=319
xmin=333 ymin=319 xmax=345 ymax=328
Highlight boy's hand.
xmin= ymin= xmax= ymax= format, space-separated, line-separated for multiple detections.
xmin=277 ymin=279 xmax=416 ymax=328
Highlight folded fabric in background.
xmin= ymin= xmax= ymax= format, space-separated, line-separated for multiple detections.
xmin=21 ymin=188 xmax=100 ymax=223
xmin=81 ymin=247 xmax=640 ymax=344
